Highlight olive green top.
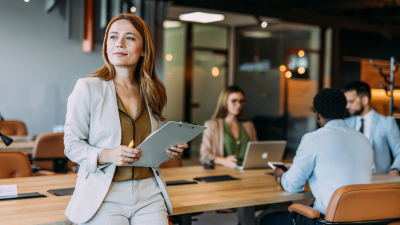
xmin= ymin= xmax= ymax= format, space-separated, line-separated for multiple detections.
xmin=112 ymin=94 xmax=153 ymax=182
xmin=223 ymin=120 xmax=250 ymax=166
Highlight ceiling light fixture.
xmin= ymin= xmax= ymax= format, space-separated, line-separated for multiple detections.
xmin=212 ymin=67 xmax=219 ymax=77
xmin=242 ymin=31 xmax=272 ymax=38
xmin=165 ymin=54 xmax=173 ymax=61
xmin=163 ymin=20 xmax=182 ymax=28
xmin=261 ymin=21 xmax=268 ymax=28
xmin=179 ymin=12 xmax=225 ymax=23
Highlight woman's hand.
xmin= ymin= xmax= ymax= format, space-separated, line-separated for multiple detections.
xmin=98 ymin=145 xmax=142 ymax=166
xmin=215 ymin=155 xmax=237 ymax=168
xmin=166 ymin=143 xmax=188 ymax=158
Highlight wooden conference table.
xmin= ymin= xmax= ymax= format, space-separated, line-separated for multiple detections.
xmin=1 ymin=166 xmax=400 ymax=225
xmin=0 ymin=140 xmax=35 ymax=151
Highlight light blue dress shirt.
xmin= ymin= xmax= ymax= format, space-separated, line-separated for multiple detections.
xmin=281 ymin=119 xmax=373 ymax=215
xmin=345 ymin=109 xmax=400 ymax=173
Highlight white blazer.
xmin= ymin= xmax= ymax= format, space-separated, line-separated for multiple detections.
xmin=64 ymin=77 xmax=172 ymax=224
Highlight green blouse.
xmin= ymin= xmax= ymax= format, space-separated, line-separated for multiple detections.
xmin=223 ymin=120 xmax=250 ymax=166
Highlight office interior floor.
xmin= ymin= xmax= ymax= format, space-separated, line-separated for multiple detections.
xmin=192 ymin=210 xmax=239 ymax=225
xmin=180 ymin=209 xmax=266 ymax=225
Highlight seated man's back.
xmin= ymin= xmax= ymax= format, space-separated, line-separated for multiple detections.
xmin=282 ymin=119 xmax=373 ymax=214
xmin=261 ymin=89 xmax=373 ymax=225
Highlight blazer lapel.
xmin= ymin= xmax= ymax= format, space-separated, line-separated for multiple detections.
xmin=369 ymin=110 xmax=378 ymax=146
xmin=108 ymin=79 xmax=122 ymax=147
xmin=349 ymin=116 xmax=357 ymax=129
xmin=217 ymin=119 xmax=224 ymax=157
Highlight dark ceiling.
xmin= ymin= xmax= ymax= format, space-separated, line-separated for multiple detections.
xmin=172 ymin=0 xmax=400 ymax=35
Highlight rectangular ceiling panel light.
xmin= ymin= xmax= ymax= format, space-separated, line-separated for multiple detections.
xmin=179 ymin=12 xmax=225 ymax=23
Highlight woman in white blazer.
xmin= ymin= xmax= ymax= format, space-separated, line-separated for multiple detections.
xmin=64 ymin=14 xmax=187 ymax=224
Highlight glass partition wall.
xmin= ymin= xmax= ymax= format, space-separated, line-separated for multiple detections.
xmin=163 ymin=22 xmax=228 ymax=158
xmin=236 ymin=23 xmax=321 ymax=158
xmin=164 ymin=19 xmax=324 ymax=160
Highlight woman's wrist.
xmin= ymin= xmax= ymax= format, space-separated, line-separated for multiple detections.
xmin=214 ymin=157 xmax=225 ymax=166
xmin=98 ymin=149 xmax=110 ymax=165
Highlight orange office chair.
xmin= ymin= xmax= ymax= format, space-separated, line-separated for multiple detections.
xmin=0 ymin=120 xmax=28 ymax=136
xmin=288 ymin=184 xmax=400 ymax=225
xmin=32 ymin=133 xmax=77 ymax=174
xmin=0 ymin=151 xmax=32 ymax=178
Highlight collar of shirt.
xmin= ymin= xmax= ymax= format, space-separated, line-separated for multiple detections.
xmin=324 ymin=119 xmax=347 ymax=128
xmin=116 ymin=94 xmax=144 ymax=121
xmin=360 ymin=109 xmax=374 ymax=122
xmin=355 ymin=109 xmax=374 ymax=141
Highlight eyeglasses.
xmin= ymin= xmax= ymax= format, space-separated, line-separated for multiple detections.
xmin=230 ymin=99 xmax=247 ymax=104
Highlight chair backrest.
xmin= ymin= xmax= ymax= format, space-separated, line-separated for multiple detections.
xmin=0 ymin=120 xmax=27 ymax=136
xmin=325 ymin=184 xmax=400 ymax=223
xmin=32 ymin=133 xmax=76 ymax=171
xmin=0 ymin=151 xmax=32 ymax=178
xmin=159 ymin=158 xmax=183 ymax=168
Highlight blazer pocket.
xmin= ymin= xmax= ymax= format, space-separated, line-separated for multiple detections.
xmin=77 ymin=168 xmax=90 ymax=179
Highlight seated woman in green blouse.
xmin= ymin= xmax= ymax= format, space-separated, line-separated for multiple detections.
xmin=200 ymin=86 xmax=258 ymax=225
xmin=200 ymin=86 xmax=258 ymax=168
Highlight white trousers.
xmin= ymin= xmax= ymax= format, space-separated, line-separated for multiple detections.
xmin=81 ymin=177 xmax=168 ymax=225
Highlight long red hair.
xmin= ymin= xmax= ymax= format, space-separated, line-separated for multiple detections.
xmin=90 ymin=14 xmax=167 ymax=121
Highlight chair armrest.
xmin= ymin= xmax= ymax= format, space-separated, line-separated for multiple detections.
xmin=288 ymin=204 xmax=320 ymax=219
xmin=34 ymin=170 xmax=57 ymax=176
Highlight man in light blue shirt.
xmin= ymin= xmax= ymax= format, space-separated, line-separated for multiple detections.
xmin=343 ymin=81 xmax=400 ymax=175
xmin=260 ymin=88 xmax=373 ymax=225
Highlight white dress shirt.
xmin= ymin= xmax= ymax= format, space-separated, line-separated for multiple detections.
xmin=355 ymin=109 xmax=374 ymax=141
xmin=281 ymin=119 xmax=373 ymax=215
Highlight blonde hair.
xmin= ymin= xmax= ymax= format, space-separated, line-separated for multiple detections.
xmin=212 ymin=86 xmax=246 ymax=120
xmin=90 ymin=14 xmax=167 ymax=121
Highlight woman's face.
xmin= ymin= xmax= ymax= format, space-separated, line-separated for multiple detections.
xmin=226 ymin=92 xmax=245 ymax=117
xmin=106 ymin=19 xmax=144 ymax=69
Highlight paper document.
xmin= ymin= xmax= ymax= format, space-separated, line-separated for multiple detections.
xmin=0 ymin=185 xmax=17 ymax=197
xmin=127 ymin=121 xmax=207 ymax=167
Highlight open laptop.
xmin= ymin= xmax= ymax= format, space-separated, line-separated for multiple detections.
xmin=236 ymin=141 xmax=287 ymax=170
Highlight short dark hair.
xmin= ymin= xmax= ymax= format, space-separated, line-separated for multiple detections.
xmin=313 ymin=88 xmax=347 ymax=120
xmin=342 ymin=81 xmax=371 ymax=100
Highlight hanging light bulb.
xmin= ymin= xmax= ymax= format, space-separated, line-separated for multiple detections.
xmin=261 ymin=21 xmax=268 ymax=28
xmin=212 ymin=67 xmax=219 ymax=77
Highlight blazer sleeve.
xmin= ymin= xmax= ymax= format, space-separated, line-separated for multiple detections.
xmin=386 ymin=116 xmax=400 ymax=170
xmin=200 ymin=121 xmax=217 ymax=164
xmin=281 ymin=133 xmax=316 ymax=193
xmin=64 ymin=79 xmax=107 ymax=173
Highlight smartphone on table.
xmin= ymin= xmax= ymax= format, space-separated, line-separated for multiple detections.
xmin=268 ymin=162 xmax=288 ymax=172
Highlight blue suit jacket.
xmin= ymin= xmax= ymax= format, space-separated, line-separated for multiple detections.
xmin=345 ymin=109 xmax=400 ymax=173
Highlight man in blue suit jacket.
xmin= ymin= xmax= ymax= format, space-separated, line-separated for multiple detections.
xmin=343 ymin=81 xmax=400 ymax=175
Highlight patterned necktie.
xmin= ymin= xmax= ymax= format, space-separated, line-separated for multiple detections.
xmin=359 ymin=118 xmax=364 ymax=134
